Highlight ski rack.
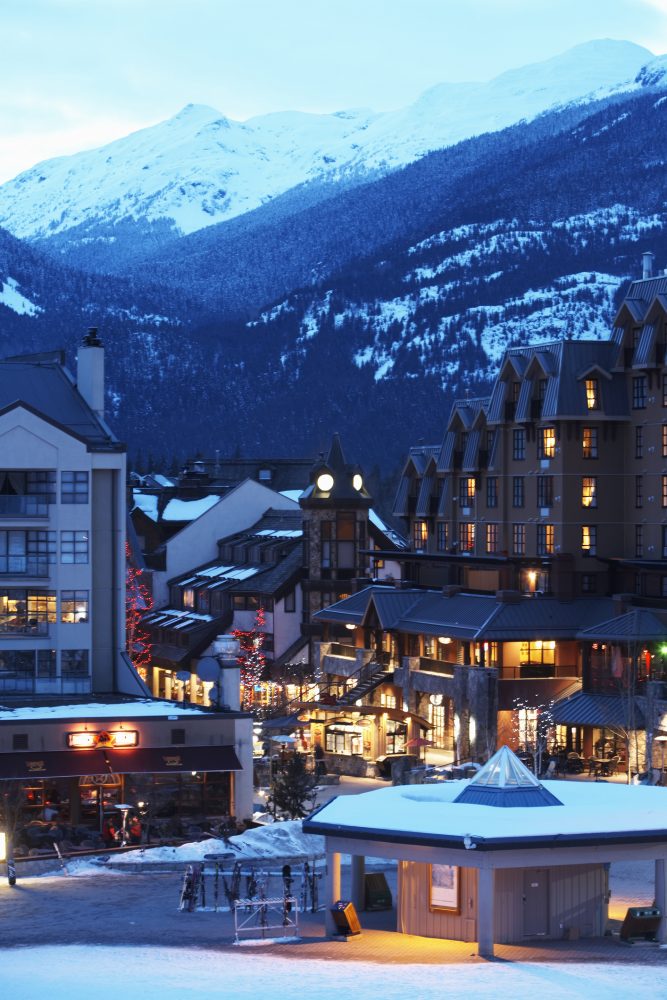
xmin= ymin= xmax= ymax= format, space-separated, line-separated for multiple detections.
xmin=233 ymin=896 xmax=299 ymax=944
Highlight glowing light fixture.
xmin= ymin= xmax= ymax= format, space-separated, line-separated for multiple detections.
xmin=67 ymin=729 xmax=138 ymax=749
xmin=316 ymin=472 xmax=334 ymax=491
xmin=345 ymin=623 xmax=356 ymax=631
xmin=438 ymin=636 xmax=452 ymax=645
xmin=353 ymin=473 xmax=363 ymax=491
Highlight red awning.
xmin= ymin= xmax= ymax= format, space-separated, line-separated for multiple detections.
xmin=0 ymin=745 xmax=241 ymax=780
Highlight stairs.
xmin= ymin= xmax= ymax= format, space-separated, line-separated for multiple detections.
xmin=336 ymin=663 xmax=392 ymax=706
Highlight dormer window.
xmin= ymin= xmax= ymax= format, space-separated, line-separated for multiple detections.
xmin=585 ymin=378 xmax=599 ymax=410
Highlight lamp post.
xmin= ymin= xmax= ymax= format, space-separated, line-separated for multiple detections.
xmin=655 ymin=734 xmax=667 ymax=785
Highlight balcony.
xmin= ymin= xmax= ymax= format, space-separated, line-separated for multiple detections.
xmin=0 ymin=496 xmax=49 ymax=518
xmin=0 ymin=557 xmax=50 ymax=577
xmin=417 ymin=656 xmax=456 ymax=677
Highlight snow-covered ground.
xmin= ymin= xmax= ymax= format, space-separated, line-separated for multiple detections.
xmin=4 ymin=945 xmax=666 ymax=999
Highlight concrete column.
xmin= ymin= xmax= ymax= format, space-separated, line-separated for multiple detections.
xmin=477 ymin=867 xmax=495 ymax=958
xmin=324 ymin=850 xmax=342 ymax=936
xmin=655 ymin=859 xmax=667 ymax=944
xmin=351 ymin=855 xmax=365 ymax=911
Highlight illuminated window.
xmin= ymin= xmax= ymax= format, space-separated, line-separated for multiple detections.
xmin=458 ymin=522 xmax=475 ymax=552
xmin=486 ymin=523 xmax=498 ymax=554
xmin=61 ymin=590 xmax=89 ymax=623
xmin=512 ymin=476 xmax=524 ymax=508
xmin=459 ymin=477 xmax=475 ymax=507
xmin=581 ymin=477 xmax=597 ymax=508
xmin=537 ymin=524 xmax=554 ymax=555
xmin=413 ymin=520 xmax=428 ymax=550
xmin=582 ymin=426 xmax=598 ymax=459
xmin=581 ymin=525 xmax=597 ymax=555
xmin=538 ymin=427 xmax=556 ymax=459
xmin=183 ymin=588 xmax=195 ymax=609
xmin=520 ymin=640 xmax=556 ymax=666
xmin=663 ymin=424 xmax=667 ymax=458
xmin=663 ymin=475 xmax=667 ymax=508
xmin=512 ymin=523 xmax=525 ymax=556
xmin=585 ymin=378 xmax=599 ymax=409
xmin=513 ymin=429 xmax=525 ymax=461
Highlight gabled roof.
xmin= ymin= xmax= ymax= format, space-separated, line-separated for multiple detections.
xmin=552 ymin=691 xmax=645 ymax=729
xmin=453 ymin=746 xmax=563 ymax=808
xmin=577 ymin=608 xmax=667 ymax=641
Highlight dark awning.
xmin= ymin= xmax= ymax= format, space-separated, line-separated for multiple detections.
xmin=0 ymin=745 xmax=242 ymax=781
xmin=0 ymin=749 xmax=109 ymax=780
xmin=551 ymin=692 xmax=645 ymax=729
xmin=104 ymin=745 xmax=242 ymax=774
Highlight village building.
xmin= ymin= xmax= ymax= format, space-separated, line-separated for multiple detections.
xmin=0 ymin=335 xmax=253 ymax=841
xmin=303 ymin=745 xmax=667 ymax=956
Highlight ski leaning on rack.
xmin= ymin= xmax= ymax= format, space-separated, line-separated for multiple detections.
xmin=282 ymin=863 xmax=293 ymax=924
xmin=222 ymin=860 xmax=242 ymax=908
xmin=179 ymin=862 xmax=203 ymax=912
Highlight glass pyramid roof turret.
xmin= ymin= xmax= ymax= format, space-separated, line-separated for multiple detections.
xmin=453 ymin=745 xmax=563 ymax=808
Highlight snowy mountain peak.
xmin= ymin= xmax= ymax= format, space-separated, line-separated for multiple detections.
xmin=0 ymin=39 xmax=657 ymax=243
xmin=636 ymin=54 xmax=667 ymax=88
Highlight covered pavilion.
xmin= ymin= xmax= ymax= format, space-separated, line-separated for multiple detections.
xmin=303 ymin=746 xmax=667 ymax=957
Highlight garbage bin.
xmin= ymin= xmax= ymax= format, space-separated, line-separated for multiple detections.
xmin=330 ymin=899 xmax=361 ymax=935
xmin=620 ymin=906 xmax=661 ymax=941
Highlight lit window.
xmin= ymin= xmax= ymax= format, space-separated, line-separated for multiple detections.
xmin=512 ymin=524 xmax=525 ymax=556
xmin=582 ymin=426 xmax=598 ymax=459
xmin=61 ymin=590 xmax=89 ymax=623
xmin=537 ymin=524 xmax=554 ymax=555
xmin=458 ymin=522 xmax=475 ymax=552
xmin=663 ymin=425 xmax=667 ymax=458
xmin=581 ymin=477 xmax=597 ymax=508
xmin=486 ymin=523 xmax=498 ymax=554
xmin=663 ymin=475 xmax=667 ymax=508
xmin=581 ymin=526 xmax=597 ymax=555
xmin=538 ymin=427 xmax=556 ymax=459
xmin=413 ymin=520 xmax=428 ymax=550
xmin=183 ymin=588 xmax=195 ymax=609
xmin=585 ymin=378 xmax=599 ymax=410
xmin=459 ymin=477 xmax=475 ymax=507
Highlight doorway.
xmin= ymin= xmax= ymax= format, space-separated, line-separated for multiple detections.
xmin=523 ymin=868 xmax=549 ymax=937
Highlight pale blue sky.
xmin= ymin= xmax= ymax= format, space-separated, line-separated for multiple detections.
xmin=2 ymin=0 xmax=667 ymax=182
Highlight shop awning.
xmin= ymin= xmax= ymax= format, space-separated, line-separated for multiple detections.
xmin=0 ymin=745 xmax=242 ymax=781
xmin=104 ymin=746 xmax=242 ymax=773
xmin=0 ymin=749 xmax=110 ymax=780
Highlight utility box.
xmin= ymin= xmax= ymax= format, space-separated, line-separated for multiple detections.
xmin=330 ymin=900 xmax=361 ymax=936
xmin=620 ymin=907 xmax=662 ymax=942
xmin=365 ymin=872 xmax=392 ymax=911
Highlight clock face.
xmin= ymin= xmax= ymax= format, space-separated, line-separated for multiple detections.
xmin=316 ymin=472 xmax=334 ymax=491
xmin=353 ymin=474 xmax=363 ymax=491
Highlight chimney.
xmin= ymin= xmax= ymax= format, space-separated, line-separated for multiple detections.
xmin=77 ymin=327 xmax=105 ymax=420
xmin=642 ymin=252 xmax=655 ymax=280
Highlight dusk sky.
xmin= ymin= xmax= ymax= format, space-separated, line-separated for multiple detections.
xmin=2 ymin=0 xmax=667 ymax=183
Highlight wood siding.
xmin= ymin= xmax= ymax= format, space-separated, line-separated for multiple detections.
xmin=398 ymin=861 xmax=607 ymax=944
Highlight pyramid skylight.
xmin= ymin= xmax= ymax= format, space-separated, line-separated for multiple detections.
xmin=453 ymin=746 xmax=563 ymax=808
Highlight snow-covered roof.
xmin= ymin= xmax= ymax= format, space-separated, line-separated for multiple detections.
xmin=453 ymin=746 xmax=563 ymax=808
xmin=162 ymin=496 xmax=221 ymax=521
xmin=132 ymin=490 xmax=159 ymax=521
xmin=0 ymin=699 xmax=217 ymax=722
xmin=304 ymin=766 xmax=667 ymax=849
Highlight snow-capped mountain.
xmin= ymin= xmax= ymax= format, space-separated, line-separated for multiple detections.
xmin=0 ymin=40 xmax=652 ymax=244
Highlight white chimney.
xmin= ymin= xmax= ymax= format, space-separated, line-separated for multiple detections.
xmin=642 ymin=252 xmax=655 ymax=280
xmin=77 ymin=327 xmax=105 ymax=419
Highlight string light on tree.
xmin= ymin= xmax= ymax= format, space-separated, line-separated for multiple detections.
xmin=233 ymin=607 xmax=266 ymax=711
xmin=125 ymin=541 xmax=154 ymax=679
